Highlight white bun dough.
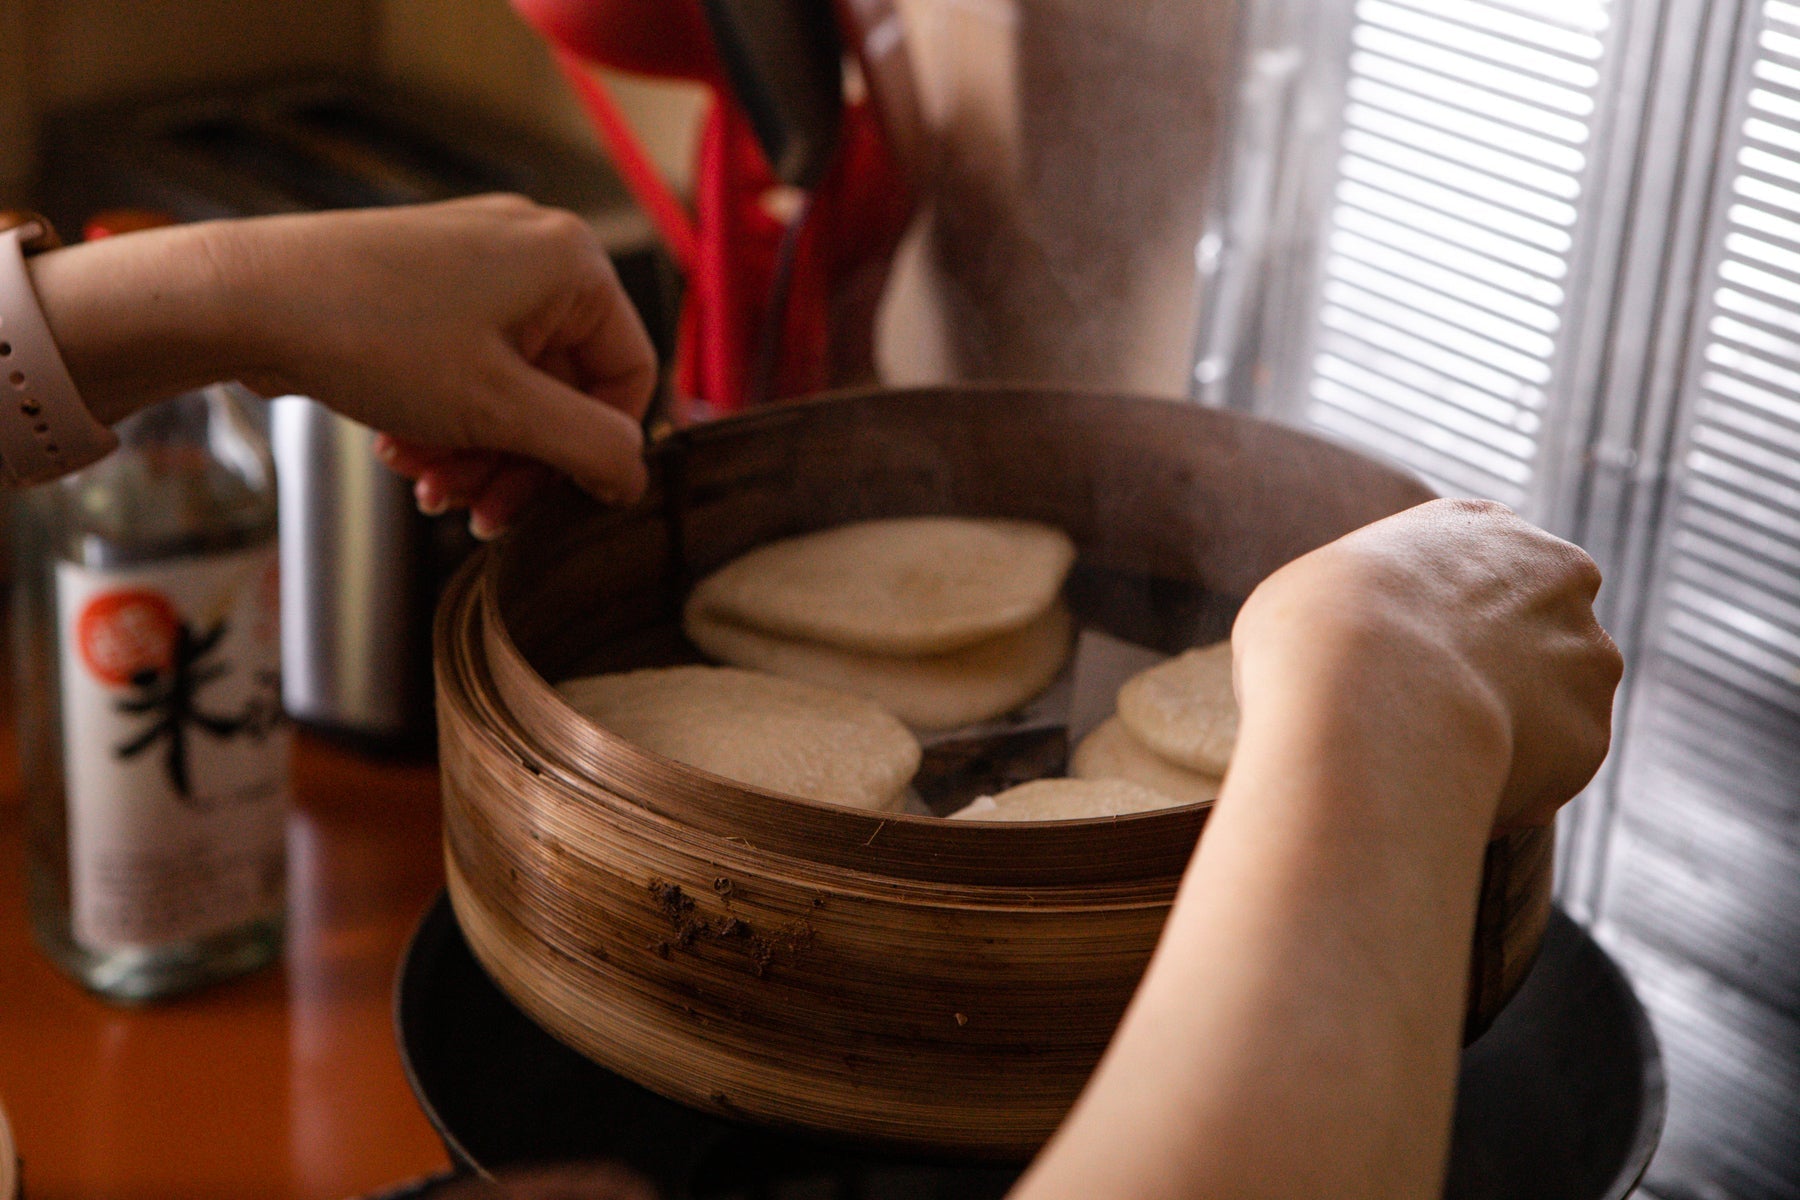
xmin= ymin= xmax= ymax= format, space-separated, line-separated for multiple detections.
xmin=1070 ymin=716 xmax=1221 ymax=807
xmin=688 ymin=517 xmax=1077 ymax=656
xmin=1115 ymin=641 xmax=1239 ymax=774
xmin=557 ymin=666 xmax=920 ymax=811
xmin=949 ymin=777 xmax=1179 ymax=821
xmin=684 ymin=601 xmax=1074 ymax=731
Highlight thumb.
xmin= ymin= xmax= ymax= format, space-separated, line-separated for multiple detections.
xmin=489 ymin=361 xmax=650 ymax=505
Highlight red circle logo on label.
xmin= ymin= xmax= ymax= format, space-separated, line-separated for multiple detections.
xmin=77 ymin=590 xmax=180 ymax=687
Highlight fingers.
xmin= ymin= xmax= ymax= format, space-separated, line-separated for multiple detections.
xmin=569 ymin=282 xmax=658 ymax=422
xmin=333 ymin=197 xmax=654 ymax=519
xmin=421 ymin=453 xmax=508 ymax=514
xmin=1265 ymin=497 xmax=1627 ymax=834
xmin=1499 ymin=684 xmax=1616 ymax=830
xmin=1494 ymin=603 xmax=1624 ymax=830
xmin=512 ymin=207 xmax=657 ymax=425
xmin=376 ymin=361 xmax=649 ymax=529
xmin=374 ymin=435 xmax=489 ymax=516
xmin=372 ymin=433 xmax=446 ymax=480
xmin=373 ymin=438 xmax=553 ymax=538
xmin=483 ymin=359 xmax=650 ymax=506
xmin=469 ymin=460 xmax=554 ymax=540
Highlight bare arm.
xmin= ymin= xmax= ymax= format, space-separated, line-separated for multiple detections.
xmin=1015 ymin=499 xmax=1621 ymax=1200
xmin=25 ymin=195 xmax=657 ymax=533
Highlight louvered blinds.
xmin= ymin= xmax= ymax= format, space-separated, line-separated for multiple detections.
xmin=1658 ymin=5 xmax=1800 ymax=710
xmin=1201 ymin=0 xmax=1800 ymax=1194
xmin=1302 ymin=0 xmax=1610 ymax=510
xmin=1586 ymin=2 xmax=1800 ymax=1194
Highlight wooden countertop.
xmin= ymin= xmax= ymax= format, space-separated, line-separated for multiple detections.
xmin=0 ymin=721 xmax=452 ymax=1200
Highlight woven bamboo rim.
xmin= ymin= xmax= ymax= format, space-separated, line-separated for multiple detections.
xmin=434 ymin=386 xmax=1555 ymax=1158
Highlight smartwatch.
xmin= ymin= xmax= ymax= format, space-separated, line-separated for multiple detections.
xmin=0 ymin=211 xmax=119 ymax=487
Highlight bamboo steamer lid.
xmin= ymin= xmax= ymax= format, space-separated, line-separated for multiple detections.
xmin=435 ymin=386 xmax=1553 ymax=1159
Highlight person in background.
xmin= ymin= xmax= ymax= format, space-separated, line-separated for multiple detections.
xmin=13 ymin=195 xmax=1622 ymax=1200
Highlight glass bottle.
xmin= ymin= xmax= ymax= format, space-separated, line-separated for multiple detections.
xmin=13 ymin=382 xmax=288 ymax=1002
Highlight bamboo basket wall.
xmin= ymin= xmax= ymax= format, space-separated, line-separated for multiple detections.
xmin=434 ymin=387 xmax=1555 ymax=1159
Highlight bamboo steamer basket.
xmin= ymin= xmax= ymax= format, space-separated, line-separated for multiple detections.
xmin=435 ymin=386 xmax=1554 ymax=1160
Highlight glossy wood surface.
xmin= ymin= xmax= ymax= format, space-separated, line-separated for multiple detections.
xmin=0 ymin=717 xmax=450 ymax=1200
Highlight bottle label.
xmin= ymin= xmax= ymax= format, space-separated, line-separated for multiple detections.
xmin=55 ymin=545 xmax=289 ymax=953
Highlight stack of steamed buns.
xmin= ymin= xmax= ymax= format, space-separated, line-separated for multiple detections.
xmin=555 ymin=517 xmax=1239 ymax=821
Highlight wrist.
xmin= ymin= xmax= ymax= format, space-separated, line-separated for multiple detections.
xmin=28 ymin=220 xmax=253 ymax=424
xmin=1231 ymin=623 xmax=1511 ymax=845
xmin=184 ymin=215 xmax=297 ymax=398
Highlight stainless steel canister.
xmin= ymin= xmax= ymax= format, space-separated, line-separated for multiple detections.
xmin=271 ymin=397 xmax=464 ymax=749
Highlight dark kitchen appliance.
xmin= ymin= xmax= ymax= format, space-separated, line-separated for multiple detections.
xmin=394 ymin=894 xmax=1664 ymax=1200
xmin=36 ymin=75 xmax=674 ymax=749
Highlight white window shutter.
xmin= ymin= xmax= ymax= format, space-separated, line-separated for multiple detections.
xmin=1198 ymin=0 xmax=1800 ymax=1194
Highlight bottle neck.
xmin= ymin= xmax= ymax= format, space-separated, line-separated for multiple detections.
xmin=45 ymin=383 xmax=277 ymax=566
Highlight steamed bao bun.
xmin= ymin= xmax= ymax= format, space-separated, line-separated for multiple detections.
xmin=1070 ymin=716 xmax=1221 ymax=806
xmin=684 ymin=601 xmax=1073 ymax=731
xmin=557 ymin=666 xmax=920 ymax=811
xmin=683 ymin=517 xmax=1078 ymax=729
xmin=959 ymin=640 xmax=1237 ymax=821
xmin=1115 ymin=641 xmax=1238 ymax=775
xmin=950 ymin=778 xmax=1177 ymax=821
xmin=687 ymin=517 xmax=1077 ymax=655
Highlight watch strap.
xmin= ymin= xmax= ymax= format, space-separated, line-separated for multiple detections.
xmin=0 ymin=218 xmax=119 ymax=487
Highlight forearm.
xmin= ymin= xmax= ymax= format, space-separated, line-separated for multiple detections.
xmin=1014 ymin=673 xmax=1503 ymax=1200
xmin=18 ymin=197 xmax=657 ymax=526
xmin=26 ymin=221 xmax=254 ymax=426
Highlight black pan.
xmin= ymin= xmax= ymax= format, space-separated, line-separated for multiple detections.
xmin=394 ymin=896 xmax=1663 ymax=1200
